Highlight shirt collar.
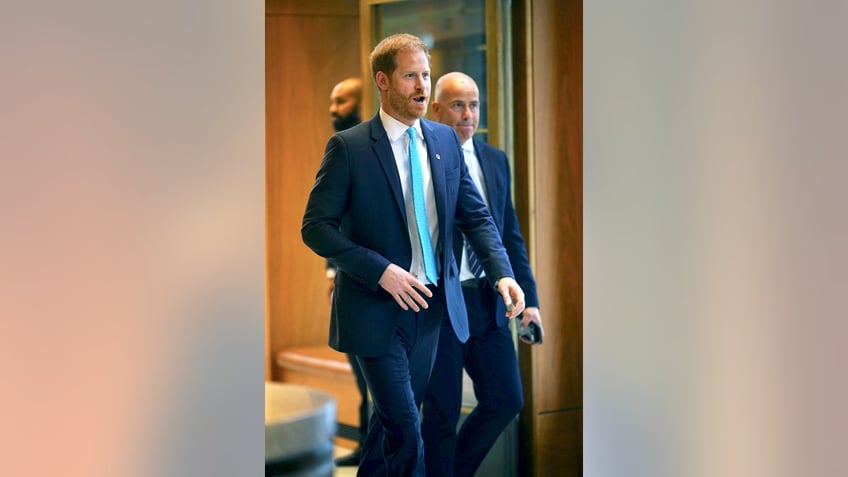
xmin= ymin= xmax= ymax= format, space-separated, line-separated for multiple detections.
xmin=461 ymin=137 xmax=474 ymax=154
xmin=379 ymin=108 xmax=422 ymax=143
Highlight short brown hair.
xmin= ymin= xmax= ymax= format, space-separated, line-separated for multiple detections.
xmin=369 ymin=33 xmax=430 ymax=81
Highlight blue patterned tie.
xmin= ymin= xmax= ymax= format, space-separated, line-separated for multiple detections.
xmin=464 ymin=237 xmax=484 ymax=279
xmin=407 ymin=127 xmax=438 ymax=284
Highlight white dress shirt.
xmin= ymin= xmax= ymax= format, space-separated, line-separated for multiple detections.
xmin=379 ymin=109 xmax=440 ymax=284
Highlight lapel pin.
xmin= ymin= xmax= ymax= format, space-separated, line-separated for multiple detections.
xmin=435 ymin=154 xmax=441 ymax=160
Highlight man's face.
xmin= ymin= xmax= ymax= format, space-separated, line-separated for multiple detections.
xmin=380 ymin=49 xmax=431 ymax=125
xmin=329 ymin=85 xmax=360 ymax=132
xmin=432 ymin=79 xmax=479 ymax=144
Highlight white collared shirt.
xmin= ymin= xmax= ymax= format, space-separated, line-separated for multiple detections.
xmin=459 ymin=138 xmax=490 ymax=282
xmin=379 ymin=109 xmax=440 ymax=284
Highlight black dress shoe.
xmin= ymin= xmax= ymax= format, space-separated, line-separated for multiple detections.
xmin=334 ymin=447 xmax=361 ymax=467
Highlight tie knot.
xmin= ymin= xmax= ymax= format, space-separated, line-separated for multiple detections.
xmin=407 ymin=127 xmax=416 ymax=143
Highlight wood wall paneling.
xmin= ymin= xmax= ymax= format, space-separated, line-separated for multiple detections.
xmin=532 ymin=0 xmax=583 ymax=412
xmin=536 ymin=410 xmax=582 ymax=477
xmin=266 ymin=0 xmax=359 ymax=16
xmin=514 ymin=0 xmax=583 ymax=474
xmin=266 ymin=0 xmax=361 ymax=379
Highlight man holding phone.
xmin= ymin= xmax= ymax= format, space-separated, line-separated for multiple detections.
xmin=421 ymin=72 xmax=544 ymax=477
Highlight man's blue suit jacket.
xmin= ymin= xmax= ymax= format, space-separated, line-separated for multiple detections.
xmin=459 ymin=138 xmax=540 ymax=328
xmin=302 ymin=115 xmax=515 ymax=357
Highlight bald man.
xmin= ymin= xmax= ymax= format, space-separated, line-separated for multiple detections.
xmin=329 ymin=77 xmax=363 ymax=132
xmin=421 ymin=72 xmax=544 ymax=477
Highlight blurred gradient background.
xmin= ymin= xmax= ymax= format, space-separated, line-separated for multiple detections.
xmin=1 ymin=0 xmax=846 ymax=476
xmin=0 ymin=0 xmax=264 ymax=475
xmin=585 ymin=1 xmax=848 ymax=476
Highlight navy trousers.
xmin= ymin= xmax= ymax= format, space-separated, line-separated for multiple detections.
xmin=355 ymin=285 xmax=445 ymax=477
xmin=345 ymin=353 xmax=369 ymax=448
xmin=421 ymin=280 xmax=524 ymax=477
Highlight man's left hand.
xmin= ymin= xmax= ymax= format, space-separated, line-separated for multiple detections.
xmin=518 ymin=307 xmax=543 ymax=345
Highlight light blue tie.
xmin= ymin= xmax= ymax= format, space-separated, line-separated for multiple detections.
xmin=407 ymin=127 xmax=438 ymax=284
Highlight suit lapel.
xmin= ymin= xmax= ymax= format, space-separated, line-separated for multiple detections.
xmin=370 ymin=118 xmax=408 ymax=230
xmin=473 ymin=138 xmax=502 ymax=228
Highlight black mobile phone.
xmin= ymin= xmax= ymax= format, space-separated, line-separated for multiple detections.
xmin=518 ymin=320 xmax=543 ymax=344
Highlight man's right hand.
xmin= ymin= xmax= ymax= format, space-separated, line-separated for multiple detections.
xmin=378 ymin=263 xmax=433 ymax=312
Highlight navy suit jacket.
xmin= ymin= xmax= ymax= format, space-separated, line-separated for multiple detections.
xmin=302 ymin=114 xmax=514 ymax=357
xmin=458 ymin=138 xmax=540 ymax=328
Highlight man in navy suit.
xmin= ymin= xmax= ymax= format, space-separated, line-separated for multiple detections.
xmin=302 ymin=34 xmax=526 ymax=477
xmin=421 ymin=72 xmax=545 ymax=477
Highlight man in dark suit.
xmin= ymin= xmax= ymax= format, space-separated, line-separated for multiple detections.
xmin=421 ymin=72 xmax=545 ymax=477
xmin=325 ymin=76 xmax=370 ymax=467
xmin=302 ymin=34 xmax=526 ymax=477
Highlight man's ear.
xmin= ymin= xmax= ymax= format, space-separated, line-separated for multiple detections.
xmin=375 ymin=71 xmax=388 ymax=91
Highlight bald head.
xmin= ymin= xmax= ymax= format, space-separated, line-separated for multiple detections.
xmin=431 ymin=72 xmax=480 ymax=143
xmin=330 ymin=77 xmax=363 ymax=131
